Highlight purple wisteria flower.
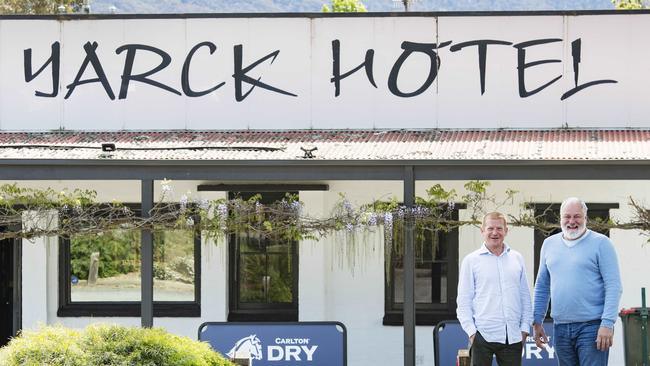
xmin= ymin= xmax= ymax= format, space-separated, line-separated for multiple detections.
xmin=384 ymin=212 xmax=394 ymax=242
xmin=217 ymin=203 xmax=228 ymax=218
xmin=290 ymin=201 xmax=302 ymax=214
xmin=198 ymin=199 xmax=210 ymax=211
xmin=367 ymin=212 xmax=377 ymax=226
xmin=343 ymin=200 xmax=353 ymax=213
xmin=160 ymin=179 xmax=172 ymax=194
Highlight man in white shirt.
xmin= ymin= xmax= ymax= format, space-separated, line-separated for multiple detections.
xmin=457 ymin=212 xmax=533 ymax=366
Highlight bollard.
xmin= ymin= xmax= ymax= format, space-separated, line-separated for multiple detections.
xmin=457 ymin=349 xmax=470 ymax=366
xmin=641 ymin=288 xmax=648 ymax=366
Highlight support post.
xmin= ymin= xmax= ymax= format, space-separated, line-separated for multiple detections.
xmin=141 ymin=179 xmax=154 ymax=328
xmin=403 ymin=166 xmax=416 ymax=366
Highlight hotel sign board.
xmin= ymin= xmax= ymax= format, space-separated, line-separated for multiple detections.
xmin=0 ymin=14 xmax=647 ymax=130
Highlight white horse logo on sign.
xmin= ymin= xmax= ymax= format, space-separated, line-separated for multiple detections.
xmin=227 ymin=334 xmax=263 ymax=362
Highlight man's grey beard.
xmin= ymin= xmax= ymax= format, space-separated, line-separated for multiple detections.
xmin=562 ymin=224 xmax=587 ymax=240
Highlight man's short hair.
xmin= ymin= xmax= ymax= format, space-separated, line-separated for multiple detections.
xmin=482 ymin=211 xmax=507 ymax=228
xmin=560 ymin=197 xmax=588 ymax=216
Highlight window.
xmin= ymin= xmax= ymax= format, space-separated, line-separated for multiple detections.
xmin=383 ymin=209 xmax=459 ymax=325
xmin=58 ymin=205 xmax=200 ymax=317
xmin=531 ymin=202 xmax=618 ymax=320
xmin=228 ymin=192 xmax=299 ymax=322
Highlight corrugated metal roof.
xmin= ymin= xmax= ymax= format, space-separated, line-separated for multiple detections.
xmin=0 ymin=129 xmax=648 ymax=161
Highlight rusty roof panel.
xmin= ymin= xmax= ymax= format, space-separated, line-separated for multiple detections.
xmin=0 ymin=129 xmax=648 ymax=161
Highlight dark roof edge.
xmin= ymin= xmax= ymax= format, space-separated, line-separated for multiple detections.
xmin=0 ymin=159 xmax=649 ymax=166
xmin=1 ymin=9 xmax=650 ymax=20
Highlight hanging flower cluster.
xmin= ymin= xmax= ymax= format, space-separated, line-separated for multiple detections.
xmin=0 ymin=181 xmax=648 ymax=244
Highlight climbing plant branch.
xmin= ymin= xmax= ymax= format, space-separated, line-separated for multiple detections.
xmin=0 ymin=181 xmax=648 ymax=245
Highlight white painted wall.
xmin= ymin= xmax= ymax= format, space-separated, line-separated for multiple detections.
xmin=1 ymin=14 xmax=650 ymax=130
xmin=13 ymin=179 xmax=650 ymax=366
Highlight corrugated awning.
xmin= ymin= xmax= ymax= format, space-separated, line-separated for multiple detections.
xmin=0 ymin=129 xmax=648 ymax=161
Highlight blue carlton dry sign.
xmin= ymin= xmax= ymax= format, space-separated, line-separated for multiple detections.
xmin=434 ymin=321 xmax=556 ymax=366
xmin=198 ymin=322 xmax=346 ymax=366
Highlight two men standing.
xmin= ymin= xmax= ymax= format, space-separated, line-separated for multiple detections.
xmin=456 ymin=198 xmax=622 ymax=366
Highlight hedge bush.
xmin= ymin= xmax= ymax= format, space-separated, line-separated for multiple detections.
xmin=0 ymin=324 xmax=233 ymax=366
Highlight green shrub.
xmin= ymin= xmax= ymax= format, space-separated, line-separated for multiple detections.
xmin=0 ymin=324 xmax=233 ymax=366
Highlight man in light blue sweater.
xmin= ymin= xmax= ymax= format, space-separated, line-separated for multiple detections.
xmin=533 ymin=197 xmax=622 ymax=366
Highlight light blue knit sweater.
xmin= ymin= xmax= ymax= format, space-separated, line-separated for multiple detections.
xmin=533 ymin=230 xmax=622 ymax=328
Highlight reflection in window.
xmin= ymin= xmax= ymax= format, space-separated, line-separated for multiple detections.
xmin=68 ymin=229 xmax=196 ymax=303
xmin=238 ymin=233 xmax=293 ymax=304
xmin=70 ymin=230 xmax=141 ymax=302
xmin=152 ymin=230 xmax=195 ymax=302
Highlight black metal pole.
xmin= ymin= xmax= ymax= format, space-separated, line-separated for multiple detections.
xmin=403 ymin=165 xmax=416 ymax=366
xmin=141 ymin=179 xmax=154 ymax=328
xmin=641 ymin=287 xmax=647 ymax=366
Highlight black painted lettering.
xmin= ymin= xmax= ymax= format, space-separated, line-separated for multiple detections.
xmin=330 ymin=39 xmax=376 ymax=97
xmin=513 ymin=38 xmax=562 ymax=98
xmin=116 ymin=44 xmax=181 ymax=99
xmin=560 ymin=38 xmax=617 ymax=100
xmin=450 ymin=39 xmax=512 ymax=95
xmin=24 ymin=42 xmax=60 ymax=98
xmin=388 ymin=41 xmax=451 ymax=98
xmin=65 ymin=42 xmax=115 ymax=100
xmin=182 ymin=41 xmax=225 ymax=97
xmin=232 ymin=44 xmax=297 ymax=102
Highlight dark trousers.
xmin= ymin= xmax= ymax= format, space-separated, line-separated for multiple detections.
xmin=470 ymin=332 xmax=522 ymax=366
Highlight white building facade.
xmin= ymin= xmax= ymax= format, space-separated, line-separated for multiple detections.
xmin=1 ymin=11 xmax=650 ymax=366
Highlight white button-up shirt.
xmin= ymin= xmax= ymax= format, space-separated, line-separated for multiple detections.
xmin=456 ymin=243 xmax=533 ymax=344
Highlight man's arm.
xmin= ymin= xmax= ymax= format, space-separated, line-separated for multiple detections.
xmin=518 ymin=254 xmax=533 ymax=336
xmin=595 ymin=238 xmax=622 ymax=351
xmin=533 ymin=243 xmax=551 ymax=348
xmin=456 ymin=255 xmax=476 ymax=338
xmin=533 ymin=243 xmax=551 ymax=325
xmin=598 ymin=238 xmax=622 ymax=329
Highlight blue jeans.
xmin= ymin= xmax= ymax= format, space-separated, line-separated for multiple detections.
xmin=553 ymin=320 xmax=609 ymax=366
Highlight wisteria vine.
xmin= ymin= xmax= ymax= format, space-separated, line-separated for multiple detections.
xmin=0 ymin=180 xmax=648 ymax=247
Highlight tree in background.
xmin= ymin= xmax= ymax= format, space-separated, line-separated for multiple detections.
xmin=612 ymin=0 xmax=647 ymax=8
xmin=0 ymin=0 xmax=84 ymax=14
xmin=322 ymin=0 xmax=367 ymax=12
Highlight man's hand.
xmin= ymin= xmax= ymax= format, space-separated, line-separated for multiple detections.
xmin=521 ymin=331 xmax=529 ymax=344
xmin=596 ymin=327 xmax=614 ymax=351
xmin=533 ymin=323 xmax=548 ymax=348
xmin=469 ymin=333 xmax=476 ymax=346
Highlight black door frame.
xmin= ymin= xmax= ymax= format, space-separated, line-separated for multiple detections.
xmin=1 ymin=236 xmax=21 ymax=345
xmin=12 ymin=237 xmax=22 ymax=339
